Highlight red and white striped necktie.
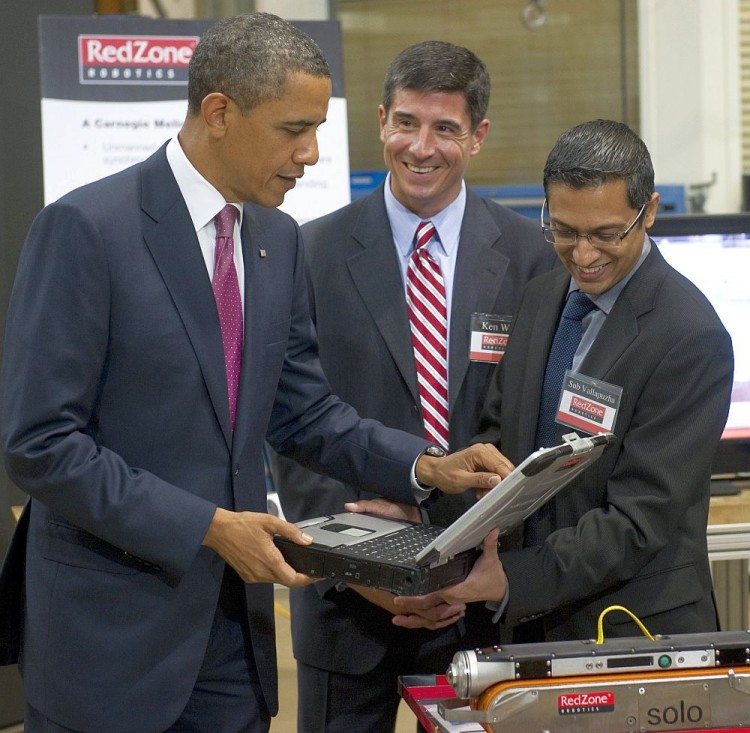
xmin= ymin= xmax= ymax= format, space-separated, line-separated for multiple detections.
xmin=406 ymin=221 xmax=449 ymax=451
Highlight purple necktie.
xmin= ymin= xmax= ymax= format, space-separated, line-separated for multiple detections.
xmin=213 ymin=204 xmax=242 ymax=430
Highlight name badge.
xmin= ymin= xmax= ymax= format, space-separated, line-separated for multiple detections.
xmin=556 ymin=371 xmax=622 ymax=435
xmin=470 ymin=313 xmax=512 ymax=363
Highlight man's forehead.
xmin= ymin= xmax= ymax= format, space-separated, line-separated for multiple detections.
xmin=260 ymin=73 xmax=331 ymax=114
xmin=547 ymin=180 xmax=630 ymax=205
xmin=388 ymin=88 xmax=471 ymax=121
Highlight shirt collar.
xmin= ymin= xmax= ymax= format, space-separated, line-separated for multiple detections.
xmin=383 ymin=174 xmax=465 ymax=258
xmin=569 ymin=233 xmax=652 ymax=314
xmin=166 ymin=136 xmax=243 ymax=232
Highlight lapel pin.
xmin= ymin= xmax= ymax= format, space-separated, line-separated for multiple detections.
xmin=259 ymin=248 xmax=267 ymax=258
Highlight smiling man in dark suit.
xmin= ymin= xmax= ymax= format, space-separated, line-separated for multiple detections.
xmin=382 ymin=119 xmax=734 ymax=647
xmin=0 ymin=16 xmax=508 ymax=733
xmin=270 ymin=40 xmax=557 ymax=733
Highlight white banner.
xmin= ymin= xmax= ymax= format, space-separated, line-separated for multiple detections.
xmin=38 ymin=15 xmax=350 ymax=225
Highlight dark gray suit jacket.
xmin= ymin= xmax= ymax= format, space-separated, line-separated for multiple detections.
xmin=271 ymin=184 xmax=557 ymax=675
xmin=0 ymin=147 xmax=429 ymax=732
xmin=474 ymin=243 xmax=733 ymax=640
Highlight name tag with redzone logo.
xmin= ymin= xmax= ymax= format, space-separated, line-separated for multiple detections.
xmin=469 ymin=313 xmax=512 ymax=363
xmin=556 ymin=371 xmax=622 ymax=435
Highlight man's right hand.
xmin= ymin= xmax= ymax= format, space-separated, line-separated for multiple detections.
xmin=202 ymin=507 xmax=317 ymax=587
xmin=415 ymin=443 xmax=513 ymax=494
xmin=391 ymin=528 xmax=507 ymax=620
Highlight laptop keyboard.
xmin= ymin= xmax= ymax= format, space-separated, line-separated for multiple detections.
xmin=347 ymin=524 xmax=445 ymax=562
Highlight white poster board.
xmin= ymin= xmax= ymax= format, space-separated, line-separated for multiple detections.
xmin=38 ymin=15 xmax=350 ymax=225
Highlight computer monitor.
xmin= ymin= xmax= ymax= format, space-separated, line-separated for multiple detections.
xmin=649 ymin=213 xmax=750 ymax=481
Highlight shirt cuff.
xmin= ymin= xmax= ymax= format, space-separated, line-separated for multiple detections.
xmin=410 ymin=454 xmax=434 ymax=503
xmin=485 ymin=580 xmax=510 ymax=624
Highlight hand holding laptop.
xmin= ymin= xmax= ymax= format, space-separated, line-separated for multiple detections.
xmin=203 ymin=507 xmax=318 ymax=587
xmin=391 ymin=528 xmax=507 ymax=625
xmin=349 ymin=583 xmax=467 ymax=630
xmin=344 ymin=496 xmax=509 ymax=619
xmin=274 ymin=434 xmax=616 ymax=596
xmin=342 ymin=499 xmax=468 ymax=630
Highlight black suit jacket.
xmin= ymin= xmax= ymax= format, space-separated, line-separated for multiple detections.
xmin=0 ymin=147 xmax=430 ymax=732
xmin=270 ymin=184 xmax=557 ymax=675
xmin=474 ymin=243 xmax=733 ymax=640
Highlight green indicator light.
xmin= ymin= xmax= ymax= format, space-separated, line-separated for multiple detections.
xmin=658 ymin=655 xmax=672 ymax=669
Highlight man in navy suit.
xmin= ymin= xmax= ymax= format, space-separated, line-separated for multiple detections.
xmin=0 ymin=15 xmax=508 ymax=733
xmin=370 ymin=120 xmax=733 ymax=646
xmin=270 ymin=41 xmax=557 ymax=733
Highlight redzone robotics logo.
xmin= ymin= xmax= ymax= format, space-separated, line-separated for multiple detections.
xmin=558 ymin=691 xmax=615 ymax=715
xmin=78 ymin=35 xmax=198 ymax=84
xmin=481 ymin=333 xmax=508 ymax=351
xmin=570 ymin=395 xmax=606 ymax=423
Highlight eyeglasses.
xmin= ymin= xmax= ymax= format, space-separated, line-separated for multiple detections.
xmin=540 ymin=199 xmax=646 ymax=249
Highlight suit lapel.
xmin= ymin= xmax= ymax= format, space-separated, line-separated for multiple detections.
xmin=519 ymin=270 xmax=570 ymax=453
xmin=521 ymin=247 xmax=663 ymax=453
xmin=346 ymin=192 xmax=421 ymax=405
xmin=345 ymin=190 xmax=521 ymax=414
xmin=448 ymin=191 xmax=510 ymax=411
xmin=232 ymin=210 xmax=271 ymax=451
xmin=579 ymin=244 xmax=663 ymax=379
xmin=139 ymin=148 xmax=232 ymax=449
xmin=579 ymin=300 xmax=639 ymax=379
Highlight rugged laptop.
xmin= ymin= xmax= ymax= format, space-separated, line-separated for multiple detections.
xmin=274 ymin=432 xmax=616 ymax=595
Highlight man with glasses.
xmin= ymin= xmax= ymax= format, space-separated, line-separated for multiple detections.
xmin=356 ymin=119 xmax=734 ymax=644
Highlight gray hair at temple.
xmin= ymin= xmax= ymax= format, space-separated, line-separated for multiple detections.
xmin=543 ymin=119 xmax=655 ymax=210
xmin=187 ymin=12 xmax=331 ymax=116
xmin=381 ymin=40 xmax=490 ymax=132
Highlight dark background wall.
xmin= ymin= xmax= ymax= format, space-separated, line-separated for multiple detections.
xmin=0 ymin=0 xmax=95 ymax=725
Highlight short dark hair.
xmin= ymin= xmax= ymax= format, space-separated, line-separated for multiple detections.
xmin=381 ymin=41 xmax=490 ymax=131
xmin=543 ymin=119 xmax=654 ymax=209
xmin=187 ymin=12 xmax=331 ymax=116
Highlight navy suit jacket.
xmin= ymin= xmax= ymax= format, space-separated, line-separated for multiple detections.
xmin=474 ymin=244 xmax=733 ymax=640
xmin=0 ymin=146 xmax=428 ymax=732
xmin=270 ymin=184 xmax=557 ymax=675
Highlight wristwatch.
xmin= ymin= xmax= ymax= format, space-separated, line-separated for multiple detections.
xmin=416 ymin=445 xmax=447 ymax=490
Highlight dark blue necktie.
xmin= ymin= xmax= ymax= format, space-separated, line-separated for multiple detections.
xmin=525 ymin=290 xmax=597 ymax=549
xmin=535 ymin=290 xmax=597 ymax=449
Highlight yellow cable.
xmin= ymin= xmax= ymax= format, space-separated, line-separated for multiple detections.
xmin=595 ymin=605 xmax=654 ymax=644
